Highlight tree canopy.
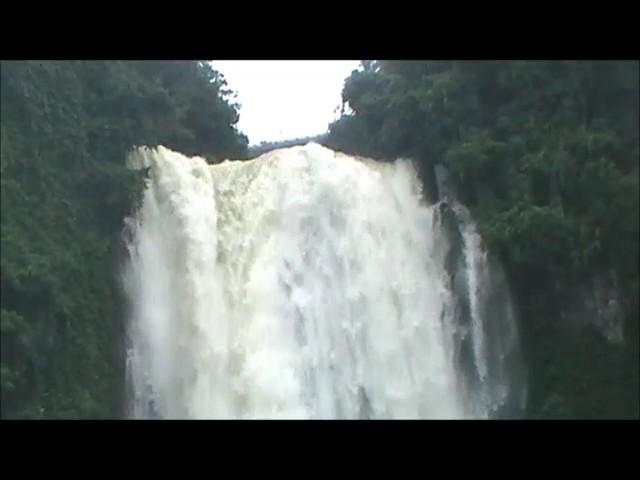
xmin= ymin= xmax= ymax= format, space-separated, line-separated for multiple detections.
xmin=0 ymin=60 xmax=248 ymax=418
xmin=326 ymin=60 xmax=639 ymax=418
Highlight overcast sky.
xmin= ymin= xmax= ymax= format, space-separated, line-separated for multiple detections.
xmin=210 ymin=61 xmax=361 ymax=145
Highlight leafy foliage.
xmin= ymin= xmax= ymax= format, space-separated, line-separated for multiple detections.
xmin=247 ymin=134 xmax=329 ymax=158
xmin=327 ymin=60 xmax=639 ymax=418
xmin=0 ymin=60 xmax=248 ymax=418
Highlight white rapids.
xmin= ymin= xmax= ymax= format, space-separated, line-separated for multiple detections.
xmin=122 ymin=143 xmax=525 ymax=419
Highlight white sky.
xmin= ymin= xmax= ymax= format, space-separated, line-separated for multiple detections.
xmin=210 ymin=61 xmax=361 ymax=145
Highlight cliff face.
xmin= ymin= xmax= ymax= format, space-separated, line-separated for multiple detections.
xmin=256 ymin=61 xmax=640 ymax=418
xmin=557 ymin=271 xmax=624 ymax=344
xmin=434 ymin=163 xmax=637 ymax=419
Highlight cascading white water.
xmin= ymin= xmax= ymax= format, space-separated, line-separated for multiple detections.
xmin=122 ymin=143 xmax=525 ymax=419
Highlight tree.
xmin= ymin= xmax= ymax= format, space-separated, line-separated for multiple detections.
xmin=0 ymin=60 xmax=248 ymax=418
xmin=327 ymin=60 xmax=639 ymax=418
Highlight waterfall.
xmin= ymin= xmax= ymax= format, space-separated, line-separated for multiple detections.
xmin=122 ymin=143 xmax=525 ymax=419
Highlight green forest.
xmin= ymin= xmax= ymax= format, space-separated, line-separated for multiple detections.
xmin=325 ymin=61 xmax=639 ymax=418
xmin=1 ymin=61 xmax=248 ymax=418
xmin=1 ymin=60 xmax=638 ymax=419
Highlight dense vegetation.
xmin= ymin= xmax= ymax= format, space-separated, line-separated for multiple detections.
xmin=247 ymin=134 xmax=328 ymax=158
xmin=0 ymin=60 xmax=248 ymax=418
xmin=1 ymin=60 xmax=637 ymax=419
xmin=325 ymin=60 xmax=639 ymax=418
